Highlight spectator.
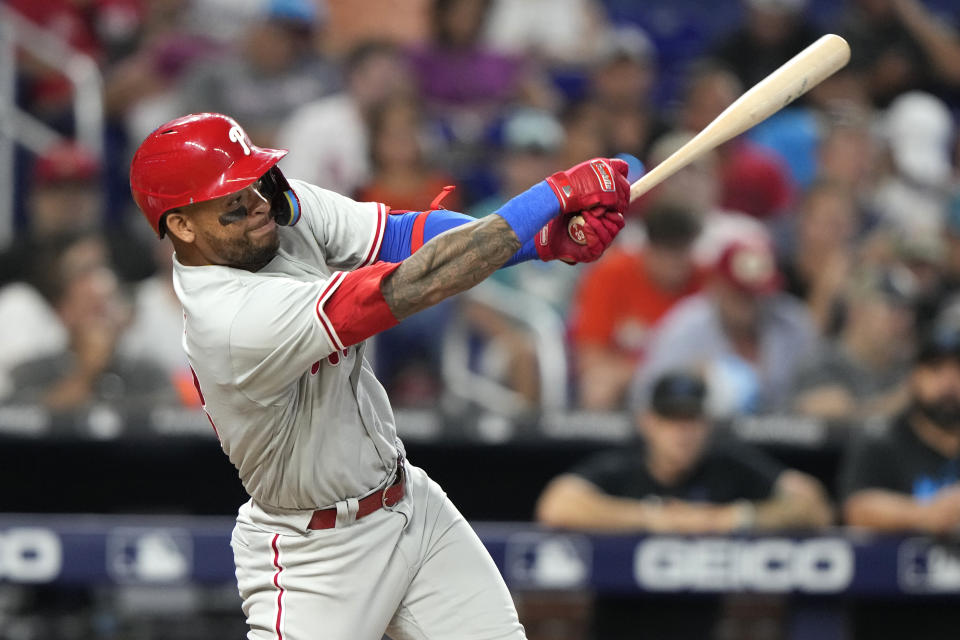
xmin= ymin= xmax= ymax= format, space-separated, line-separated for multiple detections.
xmin=940 ymin=192 xmax=960 ymax=294
xmin=184 ymin=0 xmax=280 ymax=44
xmin=1 ymin=142 xmax=149 ymax=286
xmin=569 ymin=204 xmax=705 ymax=410
xmin=358 ymin=92 xmax=465 ymax=407
xmin=6 ymin=233 xmax=175 ymax=414
xmin=872 ymin=91 xmax=954 ymax=239
xmin=322 ymin=0 xmax=432 ymax=53
xmin=676 ymin=62 xmax=794 ymax=219
xmin=27 ymin=142 xmax=102 ymax=234
xmin=791 ymin=267 xmax=917 ymax=421
xmin=356 ymin=95 xmax=461 ymax=211
xmin=632 ymin=240 xmax=816 ymax=416
xmin=712 ymin=0 xmax=822 ymax=187
xmin=776 ymin=179 xmax=859 ymax=335
xmin=748 ymin=92 xmax=876 ymax=194
xmin=642 ymin=130 xmax=769 ymax=266
xmin=276 ymin=41 xmax=411 ymax=196
xmin=815 ymin=103 xmax=879 ymax=209
xmin=106 ymin=0 xmax=224 ymax=147
xmin=118 ymin=239 xmax=199 ymax=408
xmin=896 ymin=231 xmax=948 ymax=337
xmin=451 ymin=108 xmax=568 ymax=407
xmin=746 ymin=106 xmax=820 ymax=189
xmin=588 ymin=26 xmax=667 ymax=161
xmin=712 ymin=0 xmax=822 ymax=89
xmin=841 ymin=322 xmax=960 ymax=535
xmin=9 ymin=0 xmax=141 ymax=123
xmin=408 ymin=0 xmax=523 ymax=147
xmin=557 ymin=99 xmax=608 ymax=169
xmin=537 ymin=370 xmax=831 ymax=640
xmin=472 ymin=108 xmax=568 ymax=303
xmin=482 ymin=0 xmax=609 ymax=65
xmin=841 ymin=0 xmax=960 ymax=106
xmin=0 ymin=232 xmax=97 ymax=398
xmin=177 ymin=0 xmax=339 ymax=146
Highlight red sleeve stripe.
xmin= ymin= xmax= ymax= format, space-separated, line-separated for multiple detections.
xmin=315 ymin=271 xmax=347 ymax=351
xmin=411 ymin=211 xmax=429 ymax=253
xmin=359 ymin=202 xmax=387 ymax=267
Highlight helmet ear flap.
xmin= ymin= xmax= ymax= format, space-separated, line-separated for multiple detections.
xmin=265 ymin=166 xmax=301 ymax=227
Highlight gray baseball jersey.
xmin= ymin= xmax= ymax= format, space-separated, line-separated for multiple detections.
xmin=173 ymin=179 xmax=403 ymax=510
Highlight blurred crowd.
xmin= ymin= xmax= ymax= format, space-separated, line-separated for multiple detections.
xmin=5 ymin=0 xmax=960 ymax=418
xmin=4 ymin=0 xmax=960 ymax=456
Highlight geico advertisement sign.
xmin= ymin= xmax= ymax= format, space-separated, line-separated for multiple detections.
xmin=0 ymin=528 xmax=62 ymax=583
xmin=636 ymin=537 xmax=853 ymax=593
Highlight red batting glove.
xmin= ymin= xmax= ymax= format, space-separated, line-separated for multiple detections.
xmin=545 ymin=158 xmax=631 ymax=216
xmin=535 ymin=207 xmax=625 ymax=264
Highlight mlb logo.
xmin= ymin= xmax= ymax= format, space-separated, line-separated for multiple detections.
xmin=899 ymin=537 xmax=960 ymax=593
xmin=107 ymin=528 xmax=193 ymax=584
xmin=504 ymin=532 xmax=591 ymax=589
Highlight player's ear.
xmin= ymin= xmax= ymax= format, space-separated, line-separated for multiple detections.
xmin=164 ymin=209 xmax=196 ymax=243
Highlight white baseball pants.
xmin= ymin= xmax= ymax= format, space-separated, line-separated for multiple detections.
xmin=231 ymin=462 xmax=527 ymax=640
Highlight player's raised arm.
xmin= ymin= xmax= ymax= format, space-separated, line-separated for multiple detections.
xmin=128 ymin=114 xmax=630 ymax=373
xmin=381 ymin=159 xmax=630 ymax=320
xmin=381 ymin=214 xmax=520 ymax=319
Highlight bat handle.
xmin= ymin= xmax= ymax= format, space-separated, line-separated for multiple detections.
xmin=567 ymin=214 xmax=587 ymax=245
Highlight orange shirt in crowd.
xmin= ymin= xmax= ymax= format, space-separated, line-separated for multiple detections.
xmin=569 ymin=248 xmax=705 ymax=362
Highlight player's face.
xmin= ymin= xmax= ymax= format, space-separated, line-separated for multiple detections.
xmin=180 ymin=178 xmax=281 ymax=270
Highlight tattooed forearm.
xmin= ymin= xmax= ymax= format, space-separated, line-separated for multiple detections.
xmin=381 ymin=215 xmax=521 ymax=320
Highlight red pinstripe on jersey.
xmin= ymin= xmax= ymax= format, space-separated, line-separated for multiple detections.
xmin=271 ymin=534 xmax=285 ymax=640
xmin=315 ymin=271 xmax=347 ymax=351
xmin=190 ymin=366 xmax=220 ymax=442
xmin=359 ymin=203 xmax=387 ymax=267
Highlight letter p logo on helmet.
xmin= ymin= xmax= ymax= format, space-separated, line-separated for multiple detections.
xmin=228 ymin=125 xmax=252 ymax=156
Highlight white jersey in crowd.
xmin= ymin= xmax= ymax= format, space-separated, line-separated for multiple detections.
xmin=172 ymin=178 xmax=401 ymax=510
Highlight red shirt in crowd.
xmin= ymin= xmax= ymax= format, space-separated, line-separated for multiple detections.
xmin=569 ymin=248 xmax=705 ymax=362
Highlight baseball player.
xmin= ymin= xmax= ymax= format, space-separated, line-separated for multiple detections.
xmin=129 ymin=112 xmax=630 ymax=640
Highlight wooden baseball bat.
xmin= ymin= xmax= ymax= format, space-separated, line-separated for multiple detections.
xmin=568 ymin=34 xmax=850 ymax=242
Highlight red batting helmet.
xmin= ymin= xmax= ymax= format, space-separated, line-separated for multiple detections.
xmin=129 ymin=113 xmax=287 ymax=237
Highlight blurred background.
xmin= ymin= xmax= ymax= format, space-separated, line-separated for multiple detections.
xmin=3 ymin=0 xmax=960 ymax=638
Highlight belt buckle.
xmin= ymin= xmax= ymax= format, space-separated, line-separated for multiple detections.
xmin=381 ymin=485 xmax=391 ymax=509
xmin=382 ymin=457 xmax=403 ymax=509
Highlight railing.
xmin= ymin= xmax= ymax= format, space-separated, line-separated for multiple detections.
xmin=0 ymin=5 xmax=104 ymax=246
xmin=442 ymin=279 xmax=570 ymax=416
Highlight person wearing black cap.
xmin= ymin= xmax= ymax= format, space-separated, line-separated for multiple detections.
xmin=536 ymin=370 xmax=831 ymax=639
xmin=538 ymin=370 xmax=830 ymax=534
xmin=841 ymin=323 xmax=960 ymax=533
xmin=839 ymin=323 xmax=960 ymax=640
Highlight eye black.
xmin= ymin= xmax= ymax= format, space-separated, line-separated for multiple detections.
xmin=219 ymin=205 xmax=247 ymax=226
